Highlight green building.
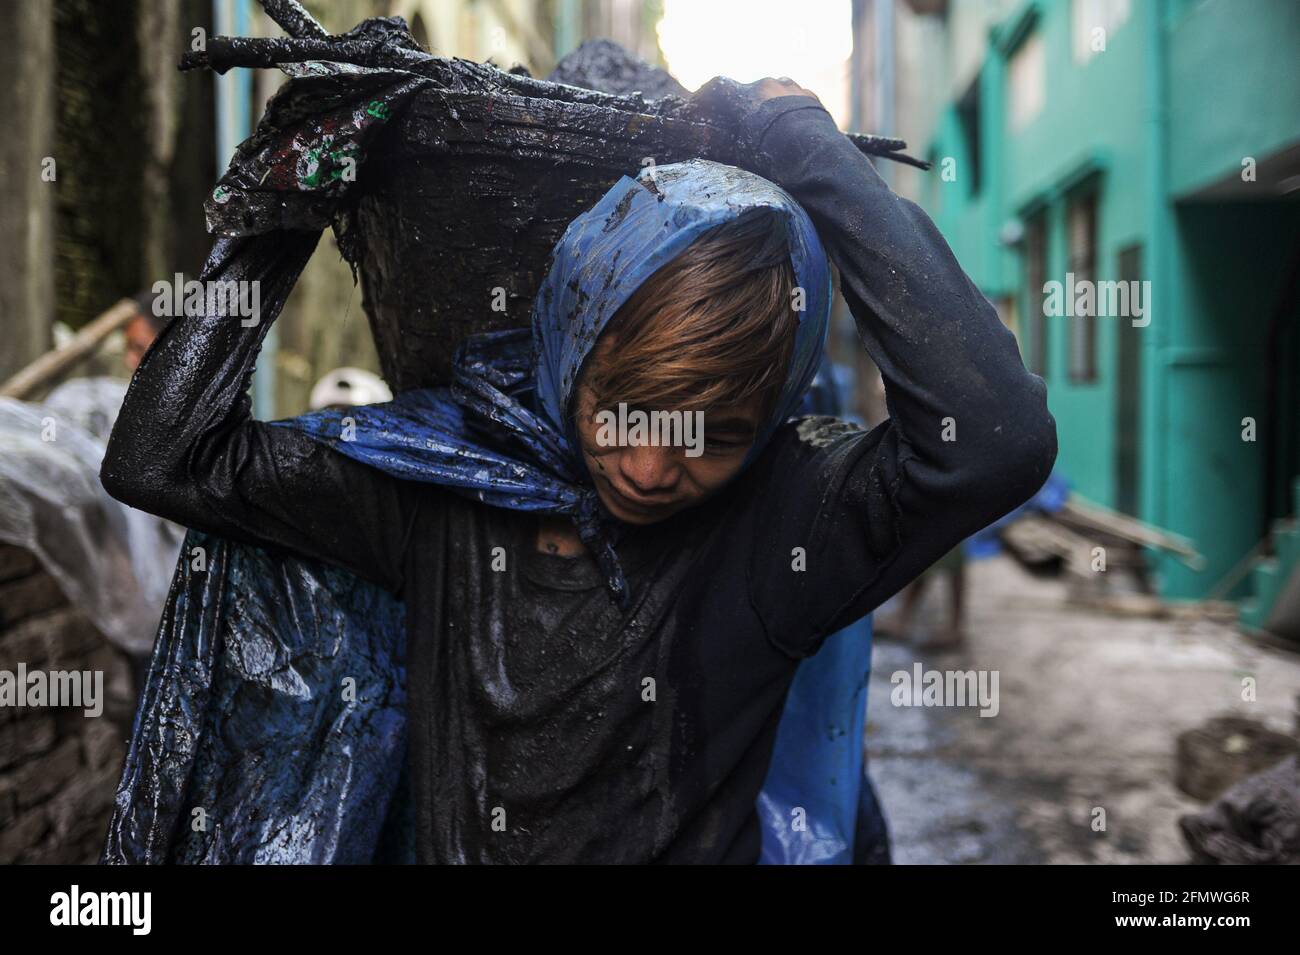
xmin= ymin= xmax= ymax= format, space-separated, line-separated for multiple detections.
xmin=873 ymin=0 xmax=1300 ymax=605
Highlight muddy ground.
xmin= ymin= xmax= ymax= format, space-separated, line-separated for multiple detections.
xmin=866 ymin=555 xmax=1300 ymax=864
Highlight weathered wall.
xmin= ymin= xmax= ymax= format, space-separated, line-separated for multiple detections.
xmin=0 ymin=0 xmax=214 ymax=388
xmin=53 ymin=0 xmax=147 ymax=334
xmin=0 ymin=543 xmax=133 ymax=864
xmin=0 ymin=2 xmax=56 ymax=382
xmin=901 ymin=0 xmax=1300 ymax=599
xmin=53 ymin=0 xmax=216 ymax=333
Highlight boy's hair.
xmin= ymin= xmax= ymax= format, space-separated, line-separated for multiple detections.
xmin=577 ymin=209 xmax=798 ymax=419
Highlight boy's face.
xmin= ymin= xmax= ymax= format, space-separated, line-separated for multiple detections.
xmin=572 ymin=379 xmax=766 ymax=525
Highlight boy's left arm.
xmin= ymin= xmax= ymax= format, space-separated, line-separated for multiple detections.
xmin=699 ymin=79 xmax=1057 ymax=656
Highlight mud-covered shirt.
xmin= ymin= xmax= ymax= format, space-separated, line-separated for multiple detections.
xmin=103 ymin=99 xmax=1056 ymax=863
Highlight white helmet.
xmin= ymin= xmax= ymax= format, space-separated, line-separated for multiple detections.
xmin=308 ymin=367 xmax=394 ymax=410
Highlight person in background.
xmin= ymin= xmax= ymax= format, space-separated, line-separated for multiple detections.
xmin=309 ymin=367 xmax=394 ymax=411
xmin=124 ymin=291 xmax=168 ymax=372
xmin=875 ymin=545 xmax=969 ymax=650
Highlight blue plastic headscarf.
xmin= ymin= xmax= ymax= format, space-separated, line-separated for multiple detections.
xmin=293 ymin=159 xmax=832 ymax=607
xmin=531 ymin=160 xmax=831 ymax=455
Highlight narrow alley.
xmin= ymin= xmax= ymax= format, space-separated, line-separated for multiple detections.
xmin=869 ymin=556 xmax=1300 ymax=864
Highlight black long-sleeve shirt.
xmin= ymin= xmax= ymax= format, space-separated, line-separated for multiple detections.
xmin=102 ymin=99 xmax=1056 ymax=864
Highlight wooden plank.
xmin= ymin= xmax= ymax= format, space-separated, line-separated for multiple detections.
xmin=1059 ymin=494 xmax=1203 ymax=567
xmin=0 ymin=298 xmax=136 ymax=400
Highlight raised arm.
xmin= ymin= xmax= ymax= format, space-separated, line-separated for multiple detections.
xmin=698 ymin=80 xmax=1057 ymax=652
xmin=752 ymin=90 xmax=1054 ymax=489
xmin=101 ymin=232 xmax=419 ymax=594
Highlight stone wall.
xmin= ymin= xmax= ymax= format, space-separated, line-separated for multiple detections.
xmin=0 ymin=542 xmax=134 ymax=864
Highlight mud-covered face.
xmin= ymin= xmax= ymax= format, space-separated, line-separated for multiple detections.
xmin=571 ymin=381 xmax=765 ymax=525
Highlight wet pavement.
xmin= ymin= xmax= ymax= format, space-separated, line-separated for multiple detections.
xmin=865 ymin=555 xmax=1300 ymax=864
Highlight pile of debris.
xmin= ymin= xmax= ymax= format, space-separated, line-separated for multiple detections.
xmin=998 ymin=493 xmax=1211 ymax=621
xmin=1176 ymin=714 xmax=1300 ymax=864
xmin=997 ymin=491 xmax=1216 ymax=619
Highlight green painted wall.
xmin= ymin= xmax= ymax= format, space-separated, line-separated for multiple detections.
xmin=1158 ymin=202 xmax=1300 ymax=595
xmin=1167 ymin=0 xmax=1300 ymax=198
xmin=915 ymin=0 xmax=1300 ymax=599
xmin=927 ymin=0 xmax=1150 ymax=510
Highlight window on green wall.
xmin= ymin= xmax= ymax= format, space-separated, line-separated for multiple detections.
xmin=1007 ymin=31 xmax=1044 ymax=132
xmin=1024 ymin=213 xmax=1048 ymax=378
xmin=1115 ymin=244 xmax=1143 ymax=516
xmin=1072 ymin=0 xmax=1131 ymax=64
xmin=1067 ymin=192 xmax=1099 ymax=383
xmin=957 ymin=79 xmax=982 ymax=198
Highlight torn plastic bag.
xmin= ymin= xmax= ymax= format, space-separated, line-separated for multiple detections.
xmin=103 ymin=528 xmax=410 ymax=863
xmin=0 ymin=381 xmax=184 ymax=656
xmin=758 ymin=617 xmax=874 ymax=864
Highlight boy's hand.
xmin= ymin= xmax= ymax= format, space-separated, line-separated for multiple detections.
xmin=691 ymin=76 xmax=821 ymax=121
xmin=747 ymin=77 xmax=821 ymax=103
xmin=689 ymin=76 xmax=825 ymax=173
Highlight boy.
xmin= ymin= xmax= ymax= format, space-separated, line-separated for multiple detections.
xmin=102 ymin=79 xmax=1055 ymax=863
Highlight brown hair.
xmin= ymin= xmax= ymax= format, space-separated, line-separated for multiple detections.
xmin=575 ymin=209 xmax=798 ymax=421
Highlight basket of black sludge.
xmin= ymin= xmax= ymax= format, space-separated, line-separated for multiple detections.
xmin=186 ymin=0 xmax=924 ymax=391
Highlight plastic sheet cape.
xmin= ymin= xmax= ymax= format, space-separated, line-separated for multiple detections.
xmin=0 ymin=379 xmax=184 ymax=656
xmin=104 ymin=526 xmax=872 ymax=864
xmin=103 ymin=143 xmax=872 ymax=865
xmin=758 ymin=363 xmax=876 ymax=865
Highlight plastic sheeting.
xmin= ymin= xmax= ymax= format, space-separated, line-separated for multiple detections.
xmin=0 ymin=379 xmax=184 ymax=655
xmin=103 ymin=529 xmax=410 ymax=863
xmin=758 ymin=618 xmax=873 ymax=864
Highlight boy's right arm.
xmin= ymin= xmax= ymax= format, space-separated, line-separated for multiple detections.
xmin=101 ymin=232 xmax=419 ymax=595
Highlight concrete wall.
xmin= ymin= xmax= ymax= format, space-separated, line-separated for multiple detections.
xmin=1001 ymin=1 xmax=1148 ymax=509
xmin=920 ymin=0 xmax=1139 ymax=505
xmin=0 ymin=0 xmax=214 ymax=391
